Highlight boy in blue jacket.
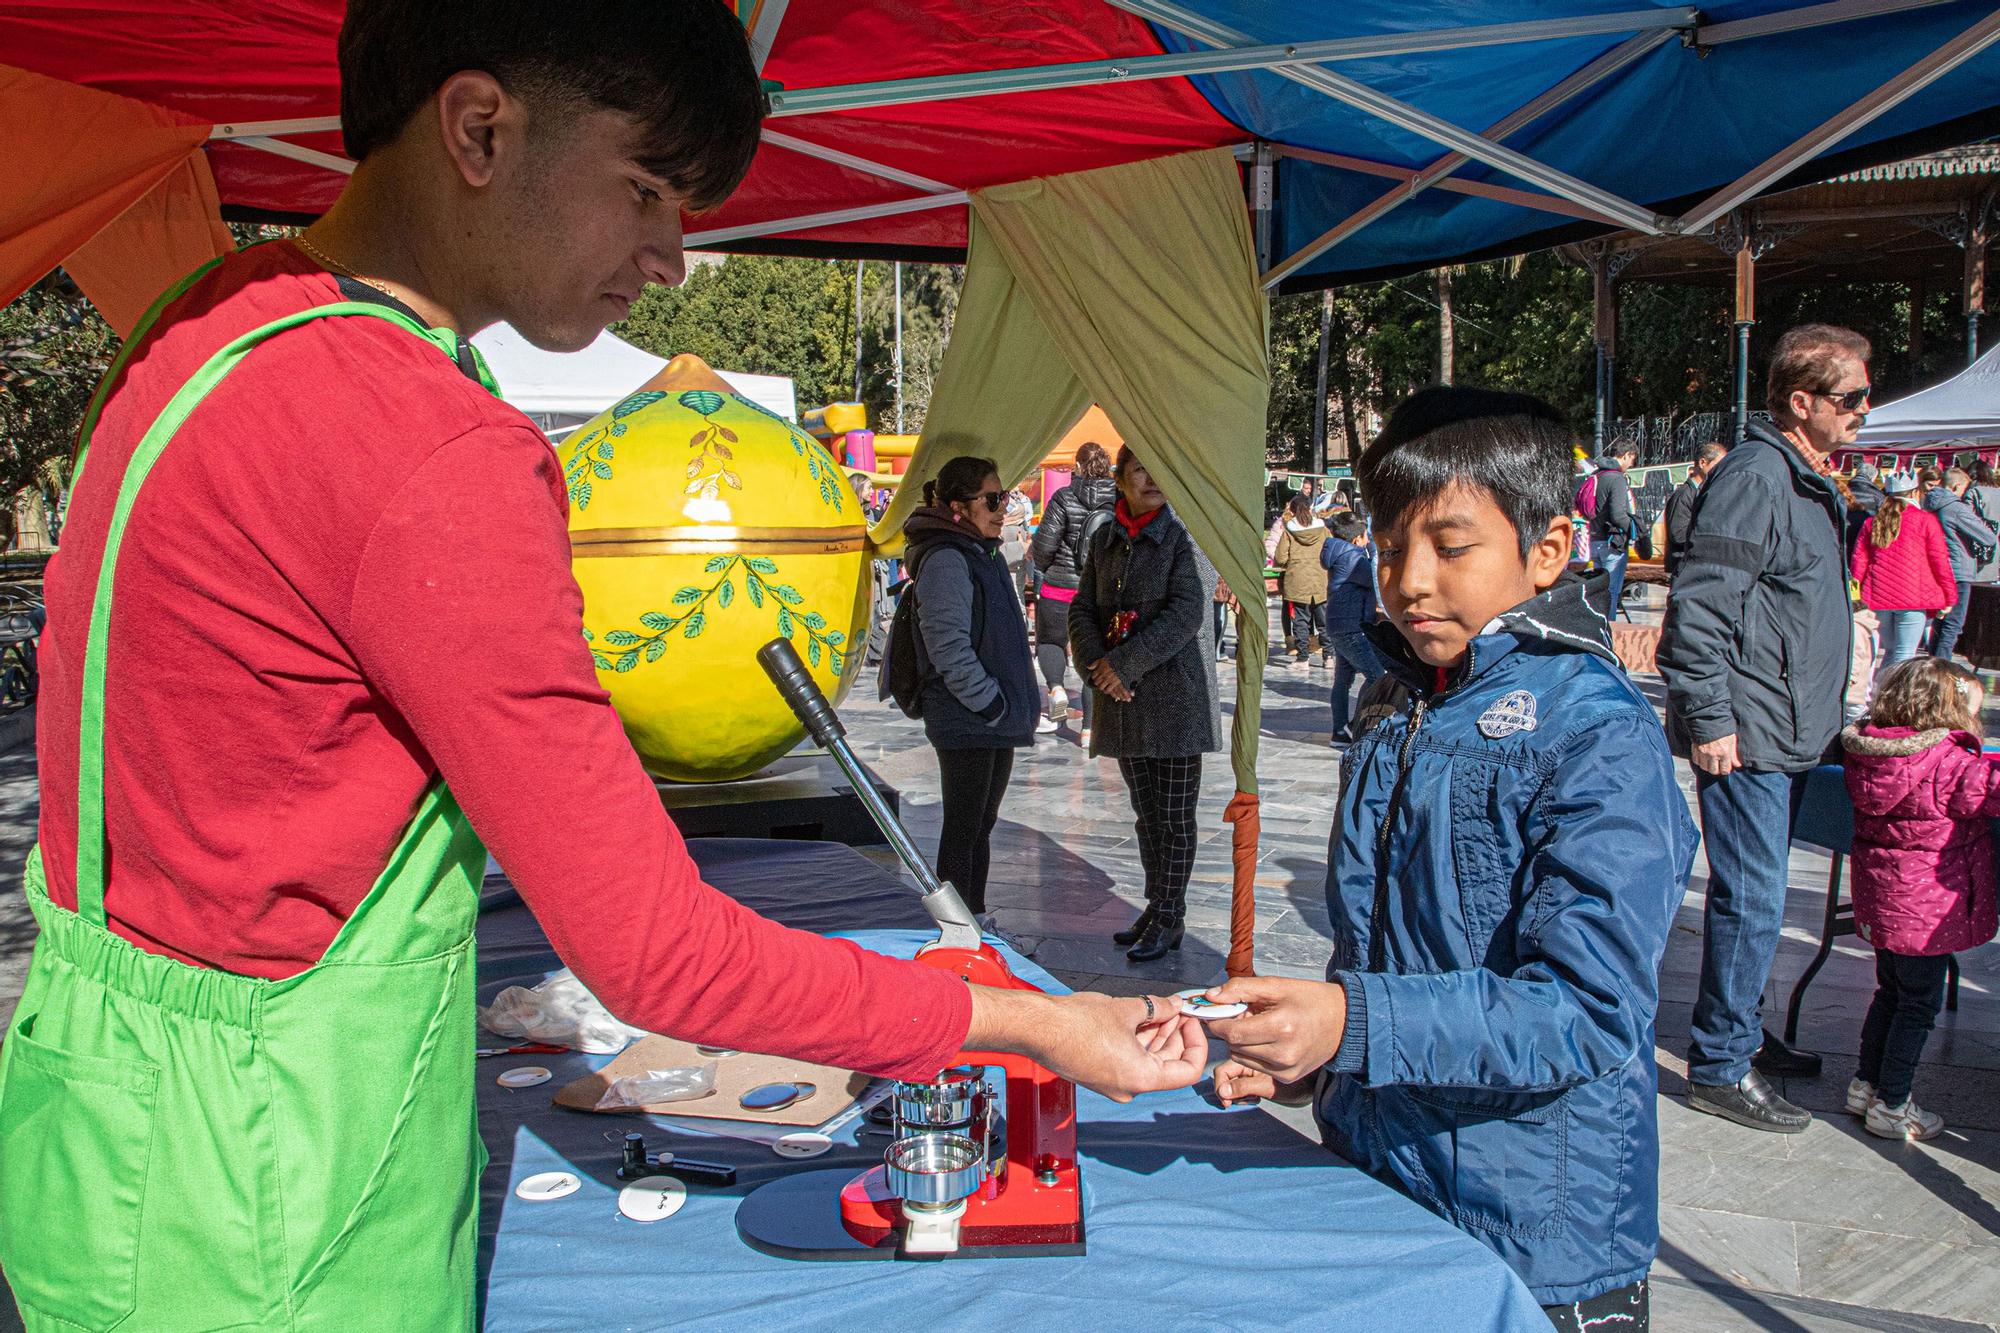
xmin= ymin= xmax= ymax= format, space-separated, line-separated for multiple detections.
xmin=1208 ymin=387 xmax=1696 ymax=1330
xmin=1318 ymin=511 xmax=1384 ymax=742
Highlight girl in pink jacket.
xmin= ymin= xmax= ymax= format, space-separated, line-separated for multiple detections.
xmin=1840 ymin=656 xmax=2000 ymax=1141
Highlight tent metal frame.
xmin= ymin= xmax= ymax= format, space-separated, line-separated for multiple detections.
xmin=198 ymin=0 xmax=1996 ymax=282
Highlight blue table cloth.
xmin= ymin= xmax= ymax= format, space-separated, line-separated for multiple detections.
xmin=475 ymin=839 xmax=1545 ymax=1331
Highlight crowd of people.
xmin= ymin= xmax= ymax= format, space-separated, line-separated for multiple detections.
xmin=878 ymin=323 xmax=1998 ymax=1331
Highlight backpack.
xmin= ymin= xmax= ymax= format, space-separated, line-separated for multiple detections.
xmin=1072 ymin=503 xmax=1115 ymax=576
xmin=1574 ymin=473 xmax=1599 ymax=520
xmin=878 ymin=552 xmax=986 ymax=720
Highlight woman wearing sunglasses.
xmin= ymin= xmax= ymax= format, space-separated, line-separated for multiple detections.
xmin=902 ymin=455 xmax=1039 ymax=919
xmin=1071 ymin=447 xmax=1221 ymax=962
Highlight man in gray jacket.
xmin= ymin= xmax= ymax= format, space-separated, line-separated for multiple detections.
xmin=1588 ymin=444 xmax=1638 ymax=618
xmin=1658 ymin=324 xmax=1868 ymax=1133
xmin=1925 ymin=466 xmax=1995 ymax=659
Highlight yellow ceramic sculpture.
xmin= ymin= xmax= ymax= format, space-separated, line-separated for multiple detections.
xmin=566 ymin=355 xmax=870 ymax=782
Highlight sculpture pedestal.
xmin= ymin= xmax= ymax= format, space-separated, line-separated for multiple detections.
xmin=655 ymin=751 xmax=897 ymax=847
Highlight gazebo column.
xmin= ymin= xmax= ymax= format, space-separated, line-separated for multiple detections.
xmin=1732 ymin=231 xmax=1756 ymax=445
xmin=1965 ymin=192 xmax=1989 ymax=365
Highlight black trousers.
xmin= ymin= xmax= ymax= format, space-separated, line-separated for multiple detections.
xmin=1289 ymin=599 xmax=1325 ymax=658
xmin=1033 ymin=595 xmax=1093 ymax=729
xmin=1116 ymin=755 xmax=1202 ymax=921
xmin=933 ymin=746 xmax=1015 ymax=914
xmin=1857 ymin=948 xmax=1952 ymax=1105
xmin=1544 ymin=1278 xmax=1648 ymax=1331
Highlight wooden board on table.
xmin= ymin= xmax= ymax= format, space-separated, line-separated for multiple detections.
xmin=553 ymin=1035 xmax=868 ymax=1127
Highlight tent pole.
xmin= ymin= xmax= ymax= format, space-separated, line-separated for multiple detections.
xmin=683 ymin=190 xmax=968 ymax=247
xmin=853 ymin=260 xmax=866 ymax=403
xmin=1672 ymin=7 xmax=2000 ymax=234
xmin=1258 ymin=28 xmax=1675 ymax=288
xmin=1115 ymin=0 xmax=1665 ymax=237
xmin=1251 ymin=141 xmax=1275 ymax=272
xmin=893 ymin=261 xmax=905 ymax=433
xmin=760 ymin=130 xmax=956 ymax=195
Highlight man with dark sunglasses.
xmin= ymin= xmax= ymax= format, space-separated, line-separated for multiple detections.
xmin=1659 ymin=324 xmax=1868 ymax=1133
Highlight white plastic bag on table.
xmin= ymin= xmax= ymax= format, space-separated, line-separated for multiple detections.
xmin=592 ymin=1061 xmax=719 ymax=1112
xmin=477 ymin=968 xmax=647 ymax=1055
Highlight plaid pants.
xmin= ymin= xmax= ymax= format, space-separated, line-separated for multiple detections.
xmin=1116 ymin=755 xmax=1202 ymax=922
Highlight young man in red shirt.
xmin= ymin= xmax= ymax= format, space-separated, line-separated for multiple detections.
xmin=0 ymin=4 xmax=1204 ymax=1327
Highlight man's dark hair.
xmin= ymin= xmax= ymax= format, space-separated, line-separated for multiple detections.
xmin=1695 ymin=440 xmax=1728 ymax=466
xmin=339 ymin=0 xmax=765 ymax=211
xmin=1764 ymin=323 xmax=1871 ymax=418
xmin=1974 ymin=459 xmax=1999 ymax=487
xmin=1331 ymin=513 xmax=1369 ymax=542
xmin=1356 ymin=386 xmax=1570 ymax=557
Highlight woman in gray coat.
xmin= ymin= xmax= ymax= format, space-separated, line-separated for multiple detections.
xmin=1070 ymin=447 xmax=1221 ymax=962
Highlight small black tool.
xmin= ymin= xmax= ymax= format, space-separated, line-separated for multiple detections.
xmin=616 ymin=1131 xmax=737 ymax=1187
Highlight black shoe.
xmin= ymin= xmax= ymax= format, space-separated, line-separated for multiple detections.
xmin=1688 ymin=1070 xmax=1812 ymax=1133
xmin=1753 ymin=1029 xmax=1823 ymax=1079
xmin=1112 ymin=907 xmax=1156 ymax=947
xmin=1125 ymin=919 xmax=1184 ymax=963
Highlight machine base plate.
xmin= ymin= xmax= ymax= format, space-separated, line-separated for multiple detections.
xmin=734 ymin=1169 xmax=1087 ymax=1262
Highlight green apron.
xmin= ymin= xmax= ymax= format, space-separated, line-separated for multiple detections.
xmin=0 ymin=273 xmax=500 ymax=1331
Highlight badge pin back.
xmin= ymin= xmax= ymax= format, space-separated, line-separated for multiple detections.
xmin=773 ymin=1132 xmax=833 ymax=1159
xmin=495 ymin=1065 xmax=553 ymax=1089
xmin=1174 ymin=988 xmax=1248 ymax=1021
xmin=514 ymin=1171 xmax=581 ymax=1202
xmin=617 ymin=1175 xmax=688 ymax=1223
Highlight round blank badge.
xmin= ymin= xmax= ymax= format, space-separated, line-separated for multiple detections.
xmin=617 ymin=1175 xmax=688 ymax=1223
xmin=1175 ymin=989 xmax=1247 ymax=1021
xmin=495 ymin=1066 xmax=552 ymax=1089
xmin=514 ymin=1171 xmax=581 ymax=1202
xmin=773 ymin=1132 xmax=832 ymax=1159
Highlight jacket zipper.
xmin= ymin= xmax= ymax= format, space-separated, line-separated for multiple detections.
xmin=1366 ymin=649 xmax=1470 ymax=971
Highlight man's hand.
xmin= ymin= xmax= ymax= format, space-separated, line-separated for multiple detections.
xmin=1691 ymin=733 xmax=1741 ymax=776
xmin=967 ymin=987 xmax=1207 ymax=1102
xmin=1202 ymin=976 xmax=1348 ymax=1084
xmin=1085 ymin=658 xmax=1133 ymax=702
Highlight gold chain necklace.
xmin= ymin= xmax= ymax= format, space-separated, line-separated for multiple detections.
xmin=294 ymin=231 xmax=404 ymax=306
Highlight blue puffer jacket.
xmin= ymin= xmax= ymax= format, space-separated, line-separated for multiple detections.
xmin=1315 ymin=574 xmax=1697 ymax=1305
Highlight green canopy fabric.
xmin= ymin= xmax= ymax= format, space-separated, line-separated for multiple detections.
xmin=870 ymin=146 xmax=1271 ymax=795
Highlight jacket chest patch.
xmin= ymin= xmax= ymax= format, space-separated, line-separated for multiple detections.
xmin=1477 ymin=689 xmax=1538 ymax=738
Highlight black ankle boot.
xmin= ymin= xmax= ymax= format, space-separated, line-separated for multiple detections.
xmin=1112 ymin=906 xmax=1156 ymax=946
xmin=1125 ymin=917 xmax=1184 ymax=963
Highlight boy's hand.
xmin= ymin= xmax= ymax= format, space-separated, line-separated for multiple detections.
xmin=1211 ymin=1060 xmax=1276 ymax=1105
xmin=1202 ymin=976 xmax=1348 ymax=1084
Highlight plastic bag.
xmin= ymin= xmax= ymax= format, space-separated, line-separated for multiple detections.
xmin=477 ymin=969 xmax=647 ymax=1055
xmin=593 ymin=1062 xmax=719 ymax=1112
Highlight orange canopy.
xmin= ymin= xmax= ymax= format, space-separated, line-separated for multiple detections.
xmin=1045 ymin=405 xmax=1122 ymax=472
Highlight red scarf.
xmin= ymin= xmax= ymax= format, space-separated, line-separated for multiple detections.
xmin=1115 ymin=497 xmax=1164 ymax=538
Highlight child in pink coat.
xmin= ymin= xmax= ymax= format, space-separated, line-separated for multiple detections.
xmin=1840 ymin=656 xmax=2000 ymax=1141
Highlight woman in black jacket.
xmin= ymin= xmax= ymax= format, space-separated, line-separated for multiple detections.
xmin=1070 ymin=447 xmax=1220 ymax=962
xmin=1030 ymin=440 xmax=1116 ymax=741
xmin=902 ymin=456 xmax=1039 ymax=917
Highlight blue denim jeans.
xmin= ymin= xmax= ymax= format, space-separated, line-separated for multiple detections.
xmin=1688 ymin=765 xmax=1810 ymax=1086
xmin=1595 ymin=540 xmax=1630 ymax=621
xmin=1876 ymin=608 xmax=1929 ymax=674
xmin=1325 ymin=627 xmax=1386 ymax=737
xmin=1857 ymin=948 xmax=1951 ymax=1105
xmin=1931 ymin=580 xmax=1973 ymax=659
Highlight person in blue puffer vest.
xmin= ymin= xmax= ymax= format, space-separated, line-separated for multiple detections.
xmin=1201 ymin=387 xmax=1698 ymax=1330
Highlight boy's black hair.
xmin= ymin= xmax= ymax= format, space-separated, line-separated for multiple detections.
xmin=1331 ymin=513 xmax=1369 ymax=542
xmin=1356 ymin=386 xmax=1571 ymax=556
xmin=339 ymin=0 xmax=765 ymax=211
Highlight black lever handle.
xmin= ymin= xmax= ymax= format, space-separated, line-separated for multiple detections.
xmin=757 ymin=637 xmax=845 ymax=748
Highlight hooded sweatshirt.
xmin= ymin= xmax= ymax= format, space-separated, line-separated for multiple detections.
xmin=1273 ymin=516 xmax=1331 ymax=603
xmin=1840 ymin=722 xmax=2000 ymax=956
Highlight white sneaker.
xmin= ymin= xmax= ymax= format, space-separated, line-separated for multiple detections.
xmin=1035 ymin=713 xmax=1057 ymax=734
xmin=1079 ymin=728 xmax=1092 ymax=749
xmin=1845 ymin=1077 xmax=1877 ymax=1116
xmin=1865 ymin=1096 xmax=1944 ymax=1141
xmin=1047 ymin=687 xmax=1070 ymax=722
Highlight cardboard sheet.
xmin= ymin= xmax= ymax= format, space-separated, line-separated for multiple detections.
xmin=552 ymin=1035 xmax=868 ymax=1127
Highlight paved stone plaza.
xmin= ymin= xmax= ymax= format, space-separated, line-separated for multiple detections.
xmin=0 ymin=590 xmax=1995 ymax=1329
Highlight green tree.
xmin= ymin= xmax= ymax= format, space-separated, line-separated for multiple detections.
xmin=0 ymin=268 xmax=116 ymax=546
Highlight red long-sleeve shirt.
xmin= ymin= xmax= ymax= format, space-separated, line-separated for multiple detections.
xmin=35 ymin=243 xmax=969 ymax=1079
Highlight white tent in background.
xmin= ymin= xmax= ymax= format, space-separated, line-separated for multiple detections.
xmin=1853 ymin=341 xmax=2000 ymax=452
xmin=471 ymin=323 xmax=798 ymax=439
